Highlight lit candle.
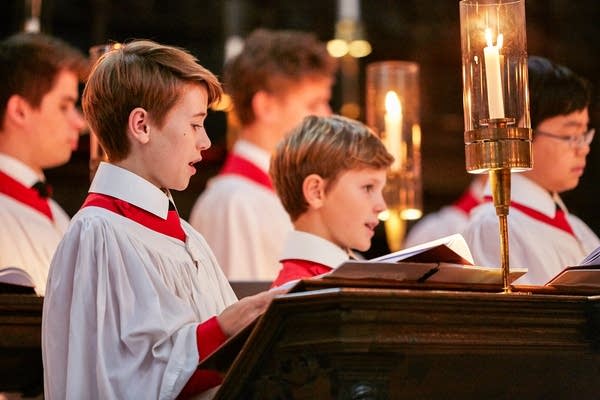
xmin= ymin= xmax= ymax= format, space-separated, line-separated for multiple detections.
xmin=384 ymin=90 xmax=402 ymax=171
xmin=483 ymin=28 xmax=505 ymax=119
xmin=339 ymin=0 xmax=360 ymax=20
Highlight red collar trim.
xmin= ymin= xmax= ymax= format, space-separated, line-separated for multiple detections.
xmin=483 ymin=195 xmax=574 ymax=236
xmin=0 ymin=170 xmax=53 ymax=221
xmin=219 ymin=153 xmax=273 ymax=191
xmin=82 ymin=193 xmax=186 ymax=242
xmin=453 ymin=189 xmax=482 ymax=215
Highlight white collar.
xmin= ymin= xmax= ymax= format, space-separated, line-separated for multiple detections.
xmin=484 ymin=173 xmax=561 ymax=218
xmin=89 ymin=162 xmax=172 ymax=219
xmin=232 ymin=139 xmax=271 ymax=173
xmin=280 ymin=230 xmax=350 ymax=269
xmin=0 ymin=153 xmax=45 ymax=187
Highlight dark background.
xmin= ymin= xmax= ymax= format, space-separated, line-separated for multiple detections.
xmin=1 ymin=0 xmax=598 ymax=257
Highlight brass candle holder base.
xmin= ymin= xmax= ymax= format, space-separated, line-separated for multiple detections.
xmin=489 ymin=168 xmax=511 ymax=292
xmin=464 ymin=119 xmax=532 ymax=293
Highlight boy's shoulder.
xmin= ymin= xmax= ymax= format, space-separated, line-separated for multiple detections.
xmin=69 ymin=205 xmax=128 ymax=234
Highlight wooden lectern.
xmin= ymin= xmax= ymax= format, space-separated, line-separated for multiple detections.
xmin=1 ymin=282 xmax=599 ymax=398
xmin=0 ymin=294 xmax=44 ymax=396
xmin=215 ymin=280 xmax=600 ymax=399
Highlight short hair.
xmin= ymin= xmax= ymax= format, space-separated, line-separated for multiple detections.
xmin=82 ymin=39 xmax=222 ymax=161
xmin=224 ymin=28 xmax=337 ymax=126
xmin=271 ymin=115 xmax=394 ymax=221
xmin=528 ymin=55 xmax=592 ymax=129
xmin=0 ymin=32 xmax=88 ymax=129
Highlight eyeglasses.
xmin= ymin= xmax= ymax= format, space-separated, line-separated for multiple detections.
xmin=535 ymin=128 xmax=595 ymax=149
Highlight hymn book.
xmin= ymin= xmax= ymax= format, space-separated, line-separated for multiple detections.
xmin=544 ymin=246 xmax=600 ymax=289
xmin=198 ymin=235 xmax=528 ymax=373
xmin=324 ymin=234 xmax=527 ymax=285
xmin=0 ymin=266 xmax=36 ymax=294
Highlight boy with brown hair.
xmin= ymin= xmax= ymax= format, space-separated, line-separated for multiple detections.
xmin=0 ymin=32 xmax=88 ymax=295
xmin=42 ymin=39 xmax=278 ymax=399
xmin=189 ymin=28 xmax=337 ymax=281
xmin=270 ymin=115 xmax=394 ymax=287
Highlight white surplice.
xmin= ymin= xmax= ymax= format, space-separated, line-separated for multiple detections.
xmin=0 ymin=154 xmax=70 ymax=295
xmin=189 ymin=140 xmax=293 ymax=281
xmin=42 ymin=162 xmax=237 ymax=400
xmin=404 ymin=179 xmax=484 ymax=248
xmin=463 ymin=174 xmax=600 ymax=285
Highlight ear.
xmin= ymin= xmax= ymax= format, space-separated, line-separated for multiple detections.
xmin=4 ymin=95 xmax=30 ymax=128
xmin=128 ymin=107 xmax=151 ymax=144
xmin=252 ymin=90 xmax=277 ymax=123
xmin=302 ymin=174 xmax=326 ymax=209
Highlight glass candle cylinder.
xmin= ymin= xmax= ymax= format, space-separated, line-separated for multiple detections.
xmin=366 ymin=61 xmax=422 ymax=220
xmin=459 ymin=0 xmax=532 ymax=173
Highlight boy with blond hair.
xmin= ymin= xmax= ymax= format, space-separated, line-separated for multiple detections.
xmin=270 ymin=115 xmax=394 ymax=287
xmin=42 ymin=40 xmax=278 ymax=400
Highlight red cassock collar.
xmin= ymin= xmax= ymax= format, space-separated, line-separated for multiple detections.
xmin=0 ymin=170 xmax=53 ymax=221
xmin=219 ymin=153 xmax=274 ymax=191
xmin=483 ymin=195 xmax=574 ymax=236
xmin=81 ymin=192 xmax=186 ymax=242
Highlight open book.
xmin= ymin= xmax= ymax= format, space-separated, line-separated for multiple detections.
xmin=324 ymin=234 xmax=527 ymax=285
xmin=544 ymin=247 xmax=600 ymax=289
xmin=0 ymin=266 xmax=36 ymax=294
xmin=370 ymin=233 xmax=474 ymax=265
xmin=579 ymin=245 xmax=600 ymax=266
xmin=544 ymin=266 xmax=600 ymax=289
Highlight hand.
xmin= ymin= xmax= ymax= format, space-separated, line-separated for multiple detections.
xmin=217 ymin=289 xmax=285 ymax=337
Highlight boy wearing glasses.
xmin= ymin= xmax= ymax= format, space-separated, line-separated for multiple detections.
xmin=463 ymin=56 xmax=599 ymax=285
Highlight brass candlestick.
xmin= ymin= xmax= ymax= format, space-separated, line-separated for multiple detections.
xmin=460 ymin=0 xmax=532 ymax=293
xmin=464 ymin=118 xmax=532 ymax=292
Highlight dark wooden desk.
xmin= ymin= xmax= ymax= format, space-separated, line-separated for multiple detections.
xmin=229 ymin=280 xmax=271 ymax=299
xmin=0 ymin=294 xmax=44 ymax=396
xmin=217 ymin=281 xmax=600 ymax=399
xmin=2 ymin=283 xmax=599 ymax=399
xmin=0 ymin=281 xmax=271 ymax=395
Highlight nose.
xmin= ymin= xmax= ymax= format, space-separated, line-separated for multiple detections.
xmin=197 ymin=128 xmax=211 ymax=151
xmin=575 ymin=136 xmax=591 ymax=156
xmin=576 ymin=143 xmax=590 ymax=157
xmin=374 ymin=192 xmax=387 ymax=214
xmin=72 ymin=108 xmax=87 ymax=132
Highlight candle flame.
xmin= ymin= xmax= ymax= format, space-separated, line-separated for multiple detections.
xmin=412 ymin=124 xmax=421 ymax=149
xmin=485 ymin=28 xmax=493 ymax=47
xmin=485 ymin=28 xmax=503 ymax=49
xmin=385 ymin=91 xmax=402 ymax=117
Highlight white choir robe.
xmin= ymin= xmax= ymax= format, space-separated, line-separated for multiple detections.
xmin=404 ymin=205 xmax=470 ymax=248
xmin=42 ymin=162 xmax=237 ymax=400
xmin=463 ymin=174 xmax=600 ymax=285
xmin=404 ymin=178 xmax=484 ymax=248
xmin=189 ymin=140 xmax=293 ymax=281
xmin=0 ymin=154 xmax=69 ymax=296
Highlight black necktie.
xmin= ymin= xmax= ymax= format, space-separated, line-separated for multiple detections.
xmin=32 ymin=181 xmax=53 ymax=198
